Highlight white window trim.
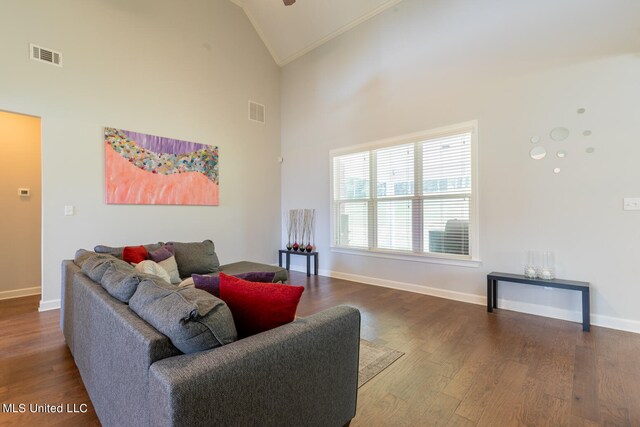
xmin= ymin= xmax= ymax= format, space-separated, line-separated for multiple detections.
xmin=330 ymin=120 xmax=480 ymax=264
xmin=331 ymin=247 xmax=482 ymax=267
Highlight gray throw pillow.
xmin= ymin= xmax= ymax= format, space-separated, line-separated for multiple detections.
xmin=129 ymin=279 xmax=236 ymax=354
xmin=168 ymin=240 xmax=220 ymax=278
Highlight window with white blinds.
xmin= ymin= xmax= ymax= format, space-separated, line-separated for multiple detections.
xmin=331 ymin=121 xmax=477 ymax=260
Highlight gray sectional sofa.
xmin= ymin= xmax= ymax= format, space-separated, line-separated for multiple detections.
xmin=60 ymin=241 xmax=361 ymax=427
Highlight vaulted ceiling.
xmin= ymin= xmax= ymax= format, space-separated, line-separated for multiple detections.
xmin=229 ymin=0 xmax=404 ymax=66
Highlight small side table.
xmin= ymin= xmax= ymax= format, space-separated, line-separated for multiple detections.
xmin=487 ymin=272 xmax=590 ymax=331
xmin=278 ymin=250 xmax=318 ymax=277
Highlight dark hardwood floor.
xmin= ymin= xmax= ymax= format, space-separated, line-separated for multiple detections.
xmin=1 ymin=272 xmax=639 ymax=426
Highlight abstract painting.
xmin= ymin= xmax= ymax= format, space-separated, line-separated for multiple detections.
xmin=105 ymin=127 xmax=219 ymax=205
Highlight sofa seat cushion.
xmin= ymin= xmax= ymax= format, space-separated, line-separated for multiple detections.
xmin=129 ymin=279 xmax=237 ymax=354
xmin=168 ymin=240 xmax=220 ymax=278
xmin=219 ymin=261 xmax=288 ymax=283
xmin=193 ymin=272 xmax=276 ymax=297
xmin=219 ymin=273 xmax=304 ymax=338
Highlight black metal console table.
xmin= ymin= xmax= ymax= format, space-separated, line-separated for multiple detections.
xmin=278 ymin=250 xmax=318 ymax=277
xmin=487 ymin=272 xmax=590 ymax=331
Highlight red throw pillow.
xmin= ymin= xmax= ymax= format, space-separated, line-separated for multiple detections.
xmin=122 ymin=245 xmax=148 ymax=264
xmin=219 ymin=272 xmax=304 ymax=337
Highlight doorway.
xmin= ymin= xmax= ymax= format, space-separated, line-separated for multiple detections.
xmin=0 ymin=110 xmax=42 ymax=301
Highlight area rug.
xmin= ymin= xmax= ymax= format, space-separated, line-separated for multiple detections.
xmin=358 ymin=339 xmax=404 ymax=388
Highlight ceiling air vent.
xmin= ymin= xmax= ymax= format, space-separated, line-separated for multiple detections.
xmin=30 ymin=43 xmax=62 ymax=67
xmin=248 ymin=101 xmax=265 ymax=124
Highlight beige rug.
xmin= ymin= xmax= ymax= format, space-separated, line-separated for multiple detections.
xmin=359 ymin=339 xmax=404 ymax=388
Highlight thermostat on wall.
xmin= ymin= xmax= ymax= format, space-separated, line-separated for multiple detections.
xmin=19 ymin=188 xmax=30 ymax=197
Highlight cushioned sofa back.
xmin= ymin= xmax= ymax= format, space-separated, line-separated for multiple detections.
xmin=168 ymin=240 xmax=220 ymax=278
xmin=94 ymin=243 xmax=162 ymax=260
xmin=72 ymin=272 xmax=181 ymax=427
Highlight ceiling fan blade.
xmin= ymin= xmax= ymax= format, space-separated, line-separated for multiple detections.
xmin=283 ymin=0 xmax=296 ymax=5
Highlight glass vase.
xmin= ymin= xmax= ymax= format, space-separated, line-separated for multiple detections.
xmin=539 ymin=250 xmax=555 ymax=280
xmin=524 ymin=250 xmax=537 ymax=279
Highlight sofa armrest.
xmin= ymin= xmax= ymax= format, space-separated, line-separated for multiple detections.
xmin=149 ymin=305 xmax=360 ymax=427
xmin=61 ymin=260 xmax=80 ymax=354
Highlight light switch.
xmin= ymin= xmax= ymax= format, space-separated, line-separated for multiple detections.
xmin=19 ymin=188 xmax=30 ymax=197
xmin=623 ymin=198 xmax=640 ymax=211
xmin=64 ymin=205 xmax=74 ymax=216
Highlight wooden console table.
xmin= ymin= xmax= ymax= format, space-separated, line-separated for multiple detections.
xmin=278 ymin=250 xmax=318 ymax=277
xmin=487 ymin=272 xmax=590 ymax=331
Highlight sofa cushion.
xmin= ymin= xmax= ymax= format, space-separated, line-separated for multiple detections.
xmin=129 ymin=279 xmax=237 ymax=354
xmin=219 ymin=261 xmax=288 ymax=283
xmin=101 ymin=264 xmax=147 ymax=303
xmin=74 ymin=249 xmax=98 ymax=267
xmin=81 ymin=254 xmax=134 ymax=282
xmin=123 ymin=245 xmax=149 ymax=264
xmin=168 ymin=240 xmax=220 ymax=278
xmin=219 ymin=273 xmax=304 ymax=338
xmin=94 ymin=243 xmax=162 ymax=260
xmin=193 ymin=272 xmax=276 ymax=297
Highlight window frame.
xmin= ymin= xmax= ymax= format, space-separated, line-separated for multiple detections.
xmin=329 ymin=121 xmax=480 ymax=266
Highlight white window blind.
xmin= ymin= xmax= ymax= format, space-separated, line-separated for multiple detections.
xmin=331 ymin=122 xmax=477 ymax=260
xmin=422 ymin=134 xmax=471 ymax=256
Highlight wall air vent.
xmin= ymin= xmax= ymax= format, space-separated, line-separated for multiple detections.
xmin=249 ymin=101 xmax=265 ymax=124
xmin=30 ymin=43 xmax=62 ymax=67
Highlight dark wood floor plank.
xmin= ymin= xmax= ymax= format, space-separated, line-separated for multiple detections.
xmin=622 ymin=370 xmax=640 ymax=426
xmin=571 ymin=342 xmax=601 ymax=423
xmin=474 ymin=360 xmax=529 ymax=426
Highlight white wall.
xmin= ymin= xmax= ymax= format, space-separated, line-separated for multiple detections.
xmin=0 ymin=0 xmax=281 ymax=309
xmin=280 ymin=0 xmax=640 ymax=331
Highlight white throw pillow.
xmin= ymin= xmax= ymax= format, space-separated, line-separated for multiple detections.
xmin=178 ymin=277 xmax=195 ymax=288
xmin=158 ymin=256 xmax=181 ymax=284
xmin=135 ymin=260 xmax=171 ymax=284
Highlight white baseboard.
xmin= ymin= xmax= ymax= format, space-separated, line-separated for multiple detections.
xmin=39 ymin=299 xmax=61 ymax=312
xmin=0 ymin=286 xmax=40 ymax=301
xmin=325 ymin=269 xmax=485 ymax=306
xmin=591 ymin=313 xmax=640 ymax=334
xmin=288 ymin=265 xmax=640 ymax=334
xmin=498 ymin=299 xmax=582 ymax=322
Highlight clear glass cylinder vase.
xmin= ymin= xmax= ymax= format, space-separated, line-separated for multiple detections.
xmin=524 ymin=250 xmax=538 ymax=279
xmin=539 ymin=250 xmax=555 ymax=280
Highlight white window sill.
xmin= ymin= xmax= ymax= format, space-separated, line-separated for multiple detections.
xmin=330 ymin=246 xmax=482 ymax=268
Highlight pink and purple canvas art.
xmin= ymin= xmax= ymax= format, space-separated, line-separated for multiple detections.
xmin=105 ymin=127 xmax=219 ymax=205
